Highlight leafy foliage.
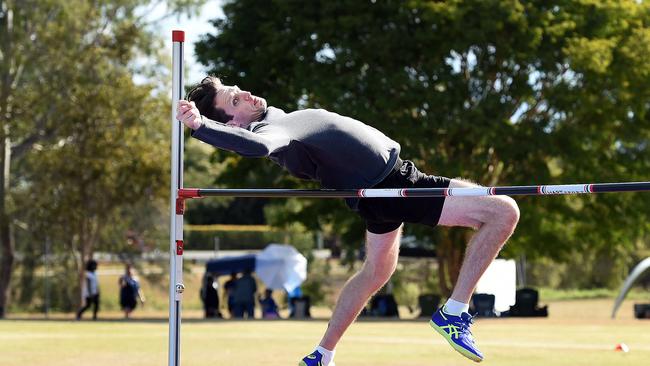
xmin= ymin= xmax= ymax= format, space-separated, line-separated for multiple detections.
xmin=1 ymin=0 xmax=205 ymax=314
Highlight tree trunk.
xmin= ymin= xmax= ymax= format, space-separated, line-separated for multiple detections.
xmin=0 ymin=0 xmax=15 ymax=319
xmin=0 ymin=134 xmax=14 ymax=318
xmin=77 ymin=220 xmax=88 ymax=310
xmin=0 ymin=214 xmax=12 ymax=319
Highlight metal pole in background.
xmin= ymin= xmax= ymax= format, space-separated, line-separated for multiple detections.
xmin=169 ymin=29 xmax=185 ymax=366
xmin=43 ymin=237 xmax=51 ymax=318
xmin=213 ymin=236 xmax=220 ymax=258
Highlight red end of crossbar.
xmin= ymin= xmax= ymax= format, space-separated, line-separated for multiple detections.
xmin=172 ymin=30 xmax=185 ymax=42
xmin=178 ymin=188 xmax=200 ymax=198
xmin=176 ymin=189 xmax=200 ymax=215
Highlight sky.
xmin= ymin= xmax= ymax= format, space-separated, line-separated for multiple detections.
xmin=153 ymin=0 xmax=225 ymax=84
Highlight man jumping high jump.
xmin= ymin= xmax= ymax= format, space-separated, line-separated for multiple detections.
xmin=176 ymin=76 xmax=520 ymax=364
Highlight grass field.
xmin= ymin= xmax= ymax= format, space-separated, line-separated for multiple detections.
xmin=2 ymin=299 xmax=648 ymax=366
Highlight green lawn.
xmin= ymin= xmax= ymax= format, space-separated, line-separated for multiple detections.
xmin=1 ymin=299 xmax=648 ymax=366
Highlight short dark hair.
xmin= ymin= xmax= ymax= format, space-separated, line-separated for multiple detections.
xmin=186 ymin=76 xmax=234 ymax=123
xmin=86 ymin=259 xmax=98 ymax=272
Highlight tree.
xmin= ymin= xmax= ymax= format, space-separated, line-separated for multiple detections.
xmin=195 ymin=0 xmax=650 ymax=295
xmin=0 ymin=0 xmax=206 ymax=317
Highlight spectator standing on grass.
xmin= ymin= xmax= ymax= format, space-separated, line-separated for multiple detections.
xmin=119 ymin=264 xmax=146 ymax=319
xmin=201 ymin=275 xmax=222 ymax=318
xmin=76 ymin=259 xmax=100 ymax=320
xmin=232 ymin=268 xmax=257 ymax=319
xmin=224 ymin=271 xmax=238 ymax=317
xmin=288 ymin=286 xmax=303 ymax=318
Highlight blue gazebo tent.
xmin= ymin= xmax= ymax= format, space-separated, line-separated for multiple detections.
xmin=205 ymin=254 xmax=256 ymax=277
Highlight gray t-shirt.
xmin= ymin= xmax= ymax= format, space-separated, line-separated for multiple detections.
xmin=191 ymin=107 xmax=401 ymax=206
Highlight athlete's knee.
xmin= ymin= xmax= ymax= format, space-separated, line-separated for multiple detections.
xmin=498 ymin=196 xmax=519 ymax=226
xmin=361 ymin=255 xmax=397 ymax=289
xmin=482 ymin=196 xmax=519 ymax=234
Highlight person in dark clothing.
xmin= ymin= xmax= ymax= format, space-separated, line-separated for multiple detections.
xmin=223 ymin=272 xmax=238 ymax=317
xmin=119 ymin=264 xmax=145 ymax=319
xmin=76 ymin=259 xmax=100 ymax=320
xmin=287 ymin=286 xmax=303 ymax=318
xmin=231 ymin=269 xmax=257 ymax=319
xmin=201 ymin=275 xmax=221 ymax=318
xmin=177 ymin=76 xmax=520 ymax=365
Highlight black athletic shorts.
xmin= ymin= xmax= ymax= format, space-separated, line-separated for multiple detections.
xmin=356 ymin=159 xmax=451 ymax=234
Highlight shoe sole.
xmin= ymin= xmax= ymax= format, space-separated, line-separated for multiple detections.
xmin=429 ymin=320 xmax=483 ymax=362
xmin=299 ymin=359 xmax=335 ymax=366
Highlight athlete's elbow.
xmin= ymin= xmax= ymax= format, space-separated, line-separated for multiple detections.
xmin=240 ymin=145 xmax=271 ymax=158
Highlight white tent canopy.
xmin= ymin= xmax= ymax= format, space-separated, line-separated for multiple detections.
xmin=475 ymin=259 xmax=517 ymax=312
xmin=255 ymin=244 xmax=307 ymax=292
xmin=611 ymin=257 xmax=650 ymax=318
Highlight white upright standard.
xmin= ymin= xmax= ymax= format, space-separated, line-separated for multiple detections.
xmin=169 ymin=29 xmax=185 ymax=366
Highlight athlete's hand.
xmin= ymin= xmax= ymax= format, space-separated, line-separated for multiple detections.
xmin=176 ymin=100 xmax=202 ymax=130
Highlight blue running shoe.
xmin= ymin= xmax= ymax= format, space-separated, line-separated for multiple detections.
xmin=298 ymin=350 xmax=335 ymax=366
xmin=430 ymin=307 xmax=483 ymax=362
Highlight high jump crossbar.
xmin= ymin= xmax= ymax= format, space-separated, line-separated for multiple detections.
xmin=169 ymin=30 xmax=650 ymax=366
xmin=178 ymin=182 xmax=650 ymax=199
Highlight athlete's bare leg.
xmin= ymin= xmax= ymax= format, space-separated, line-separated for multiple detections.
xmin=319 ymin=226 xmax=402 ymax=350
xmin=438 ymin=178 xmax=520 ymax=303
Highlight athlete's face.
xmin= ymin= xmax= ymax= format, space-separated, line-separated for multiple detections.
xmin=213 ymin=85 xmax=267 ymax=128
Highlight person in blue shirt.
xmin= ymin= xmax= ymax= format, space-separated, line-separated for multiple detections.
xmin=259 ymin=289 xmax=280 ymax=319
